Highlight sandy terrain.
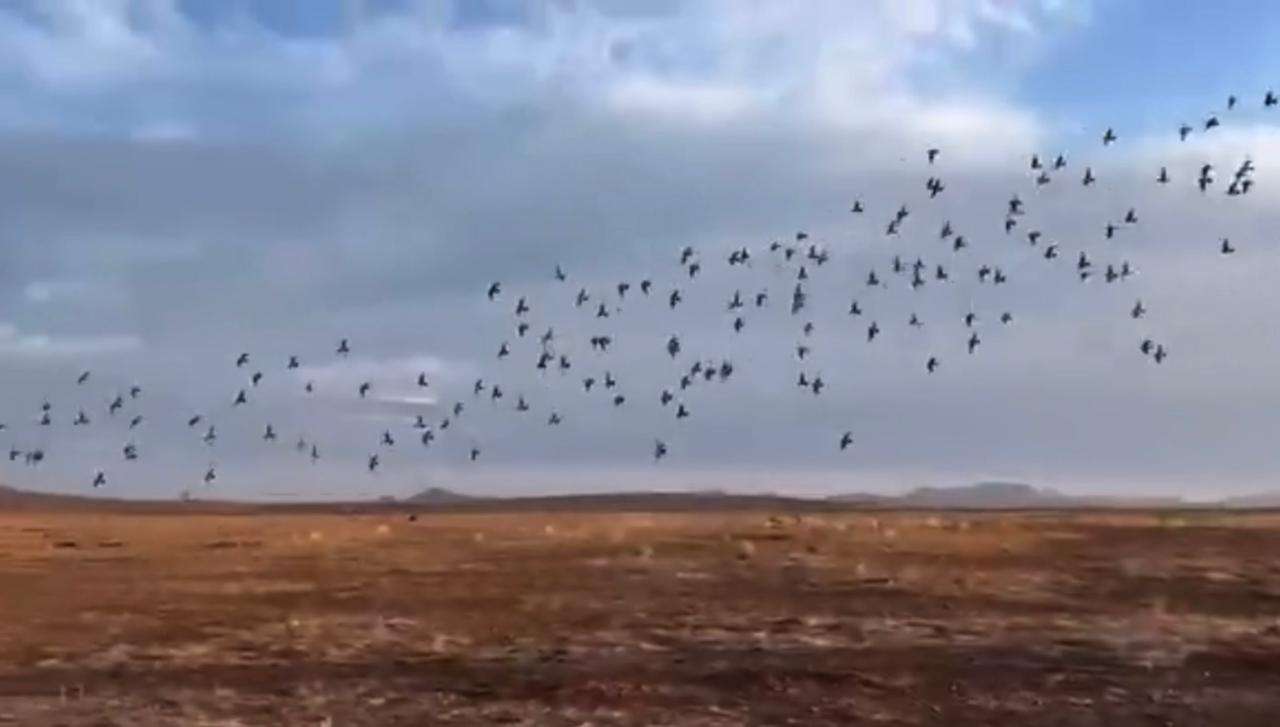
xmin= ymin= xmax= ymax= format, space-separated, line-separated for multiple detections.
xmin=0 ymin=507 xmax=1278 ymax=725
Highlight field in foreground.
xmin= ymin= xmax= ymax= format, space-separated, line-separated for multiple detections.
xmin=0 ymin=508 xmax=1279 ymax=725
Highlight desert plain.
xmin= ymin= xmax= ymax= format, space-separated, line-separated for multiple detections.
xmin=0 ymin=503 xmax=1279 ymax=725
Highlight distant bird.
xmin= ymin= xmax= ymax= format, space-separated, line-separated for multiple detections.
xmin=927 ymin=147 xmax=940 ymax=164
xmin=1205 ymin=115 xmax=1220 ymax=131
xmin=417 ymin=372 xmax=430 ymax=388
xmin=1179 ymin=123 xmax=1192 ymax=141
xmin=204 ymin=466 xmax=216 ymax=485
xmin=1102 ymin=127 xmax=1117 ymax=145
xmin=669 ymin=289 xmax=682 ymax=309
xmin=236 ymin=353 xmax=249 ymax=368
xmin=234 ymin=389 xmax=248 ymax=406
xmin=263 ymin=424 xmax=277 ymax=442
xmin=926 ymin=356 xmax=939 ymax=373
xmin=92 ymin=471 xmax=106 ymax=488
xmin=129 ymin=415 xmax=143 ymax=430
xmin=968 ymin=333 xmax=981 ymax=354
xmin=839 ymin=432 xmax=853 ymax=451
xmin=1082 ymin=167 xmax=1096 ymax=186
xmin=381 ymin=430 xmax=395 ymax=446
xmin=337 ymin=338 xmax=350 ymax=356
xmin=123 ymin=444 xmax=138 ymax=461
xmin=368 ymin=454 xmax=380 ymax=472
xmin=676 ymin=403 xmax=690 ymax=419
xmin=515 ymin=297 xmax=530 ymax=316
xmin=654 ymin=439 xmax=668 ymax=461
xmin=850 ymin=199 xmax=864 ymax=214
xmin=640 ymin=279 xmax=652 ymax=295
xmin=358 ymin=381 xmax=372 ymax=398
xmin=1154 ymin=345 xmax=1168 ymax=364
xmin=848 ymin=300 xmax=862 ymax=316
xmin=203 ymin=426 xmax=217 ymax=446
xmin=486 ymin=282 xmax=501 ymax=300
xmin=288 ymin=355 xmax=300 ymax=369
xmin=251 ymin=371 xmax=263 ymax=387
xmin=867 ymin=322 xmax=880 ymax=342
xmin=548 ymin=412 xmax=562 ymax=426
xmin=77 ymin=371 xmax=90 ymax=385
xmin=1267 ymin=90 xmax=1278 ymax=108
xmin=1157 ymin=167 xmax=1170 ymax=184
xmin=73 ymin=410 xmax=89 ymax=426
xmin=1000 ymin=312 xmax=1013 ymax=325
xmin=555 ymin=264 xmax=567 ymax=282
xmin=666 ymin=335 xmax=681 ymax=358
xmin=1131 ymin=300 xmax=1146 ymax=319
xmin=470 ymin=447 xmax=481 ymax=462
xmin=129 ymin=385 xmax=142 ymax=399
xmin=1140 ymin=339 xmax=1155 ymax=355
xmin=188 ymin=415 xmax=203 ymax=428
xmin=1221 ymin=238 xmax=1236 ymax=254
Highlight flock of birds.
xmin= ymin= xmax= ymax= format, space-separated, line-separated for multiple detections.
xmin=3 ymin=88 xmax=1275 ymax=491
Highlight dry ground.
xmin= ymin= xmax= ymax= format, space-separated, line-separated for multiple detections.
xmin=0 ymin=508 xmax=1279 ymax=725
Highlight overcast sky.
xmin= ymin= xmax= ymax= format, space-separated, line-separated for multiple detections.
xmin=1 ymin=0 xmax=1278 ymax=500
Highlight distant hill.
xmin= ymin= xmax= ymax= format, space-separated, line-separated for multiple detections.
xmin=405 ymin=487 xmax=476 ymax=505
xmin=829 ymin=482 xmax=1188 ymax=509
xmin=1222 ymin=491 xmax=1280 ymax=508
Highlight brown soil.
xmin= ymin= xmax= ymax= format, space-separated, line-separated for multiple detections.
xmin=0 ymin=508 xmax=1278 ymax=725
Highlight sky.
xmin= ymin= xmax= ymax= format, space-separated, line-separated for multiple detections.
xmin=0 ymin=0 xmax=1278 ymax=500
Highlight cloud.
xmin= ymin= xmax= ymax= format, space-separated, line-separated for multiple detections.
xmin=0 ymin=323 xmax=142 ymax=357
xmin=4 ymin=0 xmax=1278 ymax=503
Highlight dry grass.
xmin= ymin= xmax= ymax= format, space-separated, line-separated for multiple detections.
xmin=0 ymin=508 xmax=1278 ymax=724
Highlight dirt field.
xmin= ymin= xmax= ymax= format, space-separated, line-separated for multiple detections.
xmin=1 ymin=508 xmax=1279 ymax=725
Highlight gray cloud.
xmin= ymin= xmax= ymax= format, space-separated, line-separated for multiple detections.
xmin=0 ymin=1 xmax=1276 ymax=501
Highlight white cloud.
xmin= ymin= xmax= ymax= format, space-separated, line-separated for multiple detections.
xmin=0 ymin=323 xmax=141 ymax=357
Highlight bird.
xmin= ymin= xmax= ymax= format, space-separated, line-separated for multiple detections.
xmin=263 ymin=424 xmax=277 ymax=442
xmin=676 ymin=403 xmax=690 ymax=419
xmin=654 ymin=440 xmax=668 ymax=460
xmin=926 ymin=356 xmax=939 ymax=373
xmin=233 ymin=389 xmax=248 ymax=406
xmin=92 ymin=471 xmax=106 ymax=488
xmin=555 ymin=264 xmax=567 ymax=282
xmin=1154 ymin=345 xmax=1168 ymax=364
xmin=1221 ymin=238 xmax=1236 ymax=254
xmin=666 ymin=335 xmax=681 ymax=358
xmin=368 ymin=454 xmax=380 ymax=472
xmin=236 ymin=353 xmax=249 ymax=368
xmin=927 ymin=147 xmax=939 ymax=164
xmin=470 ymin=447 xmax=481 ymax=462
xmin=288 ymin=355 xmax=300 ymax=369
xmin=129 ymin=415 xmax=143 ymax=430
xmin=867 ymin=322 xmax=880 ymax=342
xmin=968 ymin=333 xmax=981 ymax=354
xmin=337 ymin=338 xmax=350 ymax=356
xmin=417 ymin=372 xmax=430 ymax=388
xmin=486 ymin=282 xmax=501 ymax=300
xmin=1179 ymin=123 xmax=1192 ymax=141
xmin=1082 ymin=167 xmax=1096 ymax=186
xmin=1131 ymin=300 xmax=1146 ymax=319
xmin=1157 ymin=167 xmax=1170 ymax=184
xmin=381 ymin=430 xmax=396 ymax=446
xmin=129 ymin=385 xmax=142 ymax=399
xmin=1140 ymin=339 xmax=1155 ymax=355
xmin=251 ymin=371 xmax=263 ymax=387
xmin=203 ymin=426 xmax=217 ymax=446
xmin=839 ymin=432 xmax=853 ymax=451
xmin=358 ymin=381 xmax=372 ymax=398
xmin=76 ymin=371 xmax=90 ymax=385
xmin=1102 ymin=128 xmax=1117 ymax=145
